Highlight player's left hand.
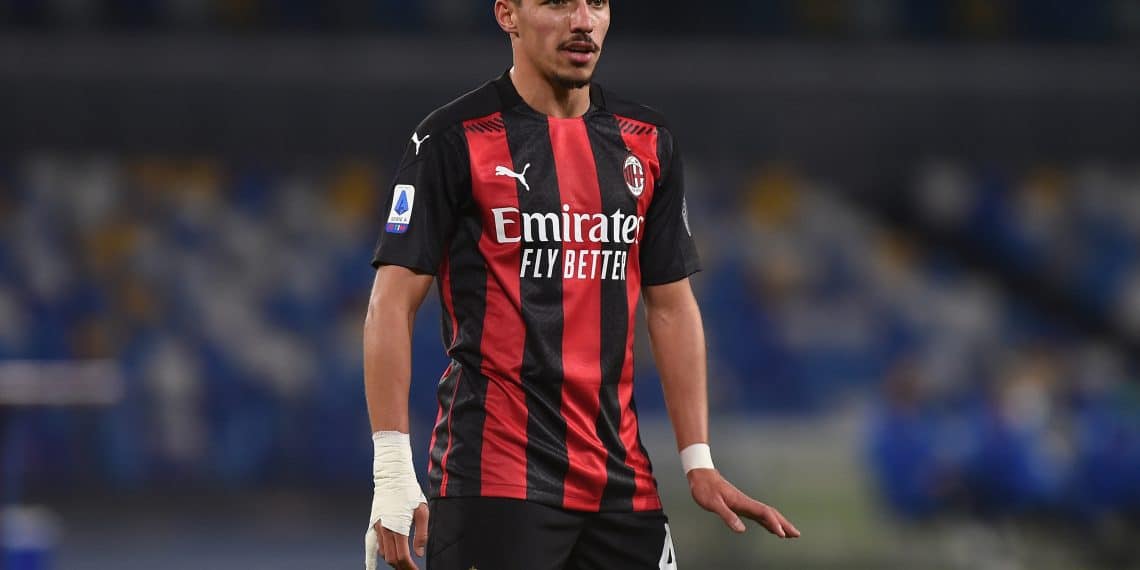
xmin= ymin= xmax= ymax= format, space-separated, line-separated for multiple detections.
xmin=687 ymin=468 xmax=801 ymax=538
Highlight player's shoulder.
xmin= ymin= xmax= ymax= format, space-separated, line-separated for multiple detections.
xmin=594 ymin=84 xmax=671 ymax=130
xmin=414 ymin=78 xmax=508 ymax=137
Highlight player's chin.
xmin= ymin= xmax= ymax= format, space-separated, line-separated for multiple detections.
xmin=552 ymin=67 xmax=595 ymax=90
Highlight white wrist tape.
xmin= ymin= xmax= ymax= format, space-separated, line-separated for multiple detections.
xmin=369 ymin=431 xmax=426 ymax=536
xmin=680 ymin=443 xmax=715 ymax=474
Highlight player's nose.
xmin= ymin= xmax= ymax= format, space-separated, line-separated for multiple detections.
xmin=569 ymin=1 xmax=594 ymax=33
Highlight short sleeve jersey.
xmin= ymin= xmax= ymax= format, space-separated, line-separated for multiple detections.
xmin=372 ymin=72 xmax=700 ymax=513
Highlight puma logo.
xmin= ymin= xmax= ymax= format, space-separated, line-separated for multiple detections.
xmin=494 ymin=163 xmax=531 ymax=191
xmin=411 ymin=132 xmax=430 ymax=155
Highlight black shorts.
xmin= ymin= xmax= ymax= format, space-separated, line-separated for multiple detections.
xmin=425 ymin=497 xmax=677 ymax=570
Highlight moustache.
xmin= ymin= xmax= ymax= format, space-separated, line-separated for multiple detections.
xmin=559 ymin=35 xmax=599 ymax=52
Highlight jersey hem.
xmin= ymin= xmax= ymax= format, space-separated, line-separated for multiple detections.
xmin=641 ymin=265 xmax=702 ymax=287
xmin=433 ymin=482 xmax=663 ymax=513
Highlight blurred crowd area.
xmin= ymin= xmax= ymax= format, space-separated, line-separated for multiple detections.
xmin=2 ymin=0 xmax=1140 ymax=41
xmin=914 ymin=162 xmax=1140 ymax=341
xmin=1 ymin=156 xmax=390 ymax=487
xmin=863 ymin=161 xmax=1140 ymax=526
xmin=3 ymin=152 xmax=1140 ymax=527
xmin=701 ymin=161 xmax=1140 ymax=524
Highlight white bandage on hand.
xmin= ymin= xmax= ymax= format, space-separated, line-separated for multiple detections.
xmin=364 ymin=431 xmax=427 ymax=570
xmin=680 ymin=442 xmax=715 ymax=475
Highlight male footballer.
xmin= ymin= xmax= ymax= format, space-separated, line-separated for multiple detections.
xmin=364 ymin=1 xmax=800 ymax=568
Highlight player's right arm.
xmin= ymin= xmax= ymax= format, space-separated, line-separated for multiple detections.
xmin=364 ymin=112 xmax=467 ymax=569
xmin=363 ymin=265 xmax=433 ymax=570
xmin=364 ymin=265 xmax=433 ymax=437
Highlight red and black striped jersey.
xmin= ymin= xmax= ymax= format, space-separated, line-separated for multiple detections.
xmin=371 ymin=71 xmax=700 ymax=513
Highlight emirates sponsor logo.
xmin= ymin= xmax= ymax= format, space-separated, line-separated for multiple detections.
xmin=490 ymin=205 xmax=644 ymax=245
xmin=519 ymin=246 xmax=630 ymax=281
xmin=491 ymin=204 xmax=643 ymax=282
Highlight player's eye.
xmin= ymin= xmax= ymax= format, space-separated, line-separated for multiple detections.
xmin=543 ymin=0 xmax=605 ymax=8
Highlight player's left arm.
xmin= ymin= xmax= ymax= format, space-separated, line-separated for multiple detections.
xmin=643 ymin=279 xmax=801 ymax=539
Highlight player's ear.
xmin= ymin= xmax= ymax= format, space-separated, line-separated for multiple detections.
xmin=494 ymin=0 xmax=520 ymax=37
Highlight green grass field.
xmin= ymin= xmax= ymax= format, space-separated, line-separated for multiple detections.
xmin=640 ymin=408 xmax=1136 ymax=570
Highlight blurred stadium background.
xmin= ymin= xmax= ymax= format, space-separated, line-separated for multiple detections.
xmin=2 ymin=1 xmax=1140 ymax=569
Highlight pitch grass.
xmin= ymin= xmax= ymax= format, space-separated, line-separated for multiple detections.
xmin=638 ymin=406 xmax=1110 ymax=570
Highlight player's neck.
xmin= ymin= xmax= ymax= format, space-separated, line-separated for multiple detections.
xmin=508 ymin=64 xmax=590 ymax=119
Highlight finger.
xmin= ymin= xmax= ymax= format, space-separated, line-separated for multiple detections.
xmin=723 ymin=491 xmax=764 ymax=521
xmin=776 ymin=512 xmax=801 ymax=538
xmin=380 ymin=526 xmax=396 ymax=567
xmin=731 ymin=496 xmax=785 ymax=538
xmin=709 ymin=495 xmax=746 ymax=533
xmin=392 ymin=527 xmax=417 ymax=570
xmin=413 ymin=503 xmax=429 ymax=558
xmin=756 ymin=509 xmax=786 ymax=538
xmin=365 ymin=526 xmax=379 ymax=570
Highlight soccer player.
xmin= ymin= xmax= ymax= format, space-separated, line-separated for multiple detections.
xmin=363 ymin=1 xmax=800 ymax=568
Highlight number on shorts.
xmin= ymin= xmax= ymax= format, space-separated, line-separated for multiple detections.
xmin=659 ymin=523 xmax=677 ymax=570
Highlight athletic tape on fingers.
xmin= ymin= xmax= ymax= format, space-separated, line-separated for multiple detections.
xmin=365 ymin=431 xmax=427 ymax=570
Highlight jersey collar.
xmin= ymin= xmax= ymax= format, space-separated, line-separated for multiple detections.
xmin=494 ymin=69 xmax=606 ymax=117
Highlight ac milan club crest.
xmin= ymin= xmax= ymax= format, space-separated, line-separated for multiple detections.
xmin=623 ymin=155 xmax=645 ymax=197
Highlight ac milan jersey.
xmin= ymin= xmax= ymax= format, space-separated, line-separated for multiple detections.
xmin=372 ymin=71 xmax=700 ymax=513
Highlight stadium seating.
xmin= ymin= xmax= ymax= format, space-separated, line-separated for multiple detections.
xmin=4 ymin=154 xmax=1138 ymax=520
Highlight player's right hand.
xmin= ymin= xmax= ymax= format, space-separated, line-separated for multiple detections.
xmin=366 ymin=502 xmax=429 ymax=570
xmin=365 ymin=431 xmax=430 ymax=570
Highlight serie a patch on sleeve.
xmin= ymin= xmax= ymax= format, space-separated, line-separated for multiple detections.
xmin=385 ymin=184 xmax=415 ymax=234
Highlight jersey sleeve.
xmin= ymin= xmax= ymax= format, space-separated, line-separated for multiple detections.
xmin=371 ymin=125 xmax=469 ymax=274
xmin=639 ymin=128 xmax=701 ymax=285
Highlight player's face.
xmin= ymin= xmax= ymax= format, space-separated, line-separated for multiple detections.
xmin=509 ymin=0 xmax=610 ymax=89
